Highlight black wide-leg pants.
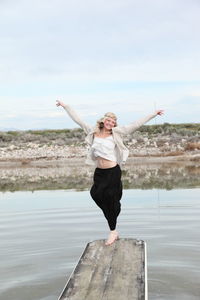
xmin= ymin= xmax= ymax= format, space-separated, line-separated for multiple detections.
xmin=90 ymin=164 xmax=123 ymax=230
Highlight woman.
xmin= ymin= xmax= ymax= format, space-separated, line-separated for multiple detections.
xmin=56 ymin=100 xmax=164 ymax=245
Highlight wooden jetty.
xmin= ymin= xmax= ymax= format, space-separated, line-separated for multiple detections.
xmin=58 ymin=238 xmax=147 ymax=300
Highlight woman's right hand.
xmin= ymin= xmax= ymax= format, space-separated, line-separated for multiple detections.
xmin=56 ymin=100 xmax=66 ymax=108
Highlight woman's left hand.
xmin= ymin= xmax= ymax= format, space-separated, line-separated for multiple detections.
xmin=156 ymin=110 xmax=164 ymax=116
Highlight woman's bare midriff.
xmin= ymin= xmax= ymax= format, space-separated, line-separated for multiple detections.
xmin=94 ymin=133 xmax=117 ymax=169
xmin=96 ymin=157 xmax=117 ymax=169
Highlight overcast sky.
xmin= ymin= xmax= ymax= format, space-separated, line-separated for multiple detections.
xmin=1 ymin=0 xmax=200 ymax=130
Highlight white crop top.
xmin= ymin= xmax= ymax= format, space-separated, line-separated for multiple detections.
xmin=91 ymin=135 xmax=117 ymax=162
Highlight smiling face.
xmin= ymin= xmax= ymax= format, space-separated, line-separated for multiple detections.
xmin=103 ymin=117 xmax=116 ymax=130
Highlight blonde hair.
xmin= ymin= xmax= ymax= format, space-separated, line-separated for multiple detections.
xmin=94 ymin=112 xmax=118 ymax=134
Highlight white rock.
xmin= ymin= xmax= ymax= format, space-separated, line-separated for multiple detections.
xmin=131 ymin=139 xmax=137 ymax=145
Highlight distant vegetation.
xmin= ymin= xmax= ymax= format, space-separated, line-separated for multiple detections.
xmin=0 ymin=128 xmax=84 ymax=146
xmin=139 ymin=123 xmax=200 ymax=136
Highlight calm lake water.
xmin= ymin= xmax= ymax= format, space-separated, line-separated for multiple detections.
xmin=0 ymin=187 xmax=200 ymax=300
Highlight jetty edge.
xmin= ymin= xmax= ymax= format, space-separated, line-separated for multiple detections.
xmin=58 ymin=238 xmax=148 ymax=300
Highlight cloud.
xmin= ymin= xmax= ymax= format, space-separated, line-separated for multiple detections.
xmin=0 ymin=0 xmax=200 ymax=128
xmin=1 ymin=114 xmax=18 ymax=119
xmin=1 ymin=0 xmax=200 ymax=83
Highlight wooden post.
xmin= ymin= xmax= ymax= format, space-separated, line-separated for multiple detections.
xmin=58 ymin=238 xmax=147 ymax=300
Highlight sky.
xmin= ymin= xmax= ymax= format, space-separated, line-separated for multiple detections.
xmin=0 ymin=0 xmax=200 ymax=130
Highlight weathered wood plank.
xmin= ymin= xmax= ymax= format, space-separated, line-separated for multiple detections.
xmin=58 ymin=238 xmax=147 ymax=300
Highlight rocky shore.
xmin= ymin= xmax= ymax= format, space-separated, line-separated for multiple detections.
xmin=0 ymin=134 xmax=200 ymax=164
xmin=0 ymin=124 xmax=199 ymax=191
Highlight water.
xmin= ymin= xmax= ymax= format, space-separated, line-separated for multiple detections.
xmin=0 ymin=188 xmax=200 ymax=300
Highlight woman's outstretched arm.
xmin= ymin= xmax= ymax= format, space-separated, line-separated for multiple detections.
xmin=114 ymin=110 xmax=164 ymax=135
xmin=56 ymin=100 xmax=92 ymax=134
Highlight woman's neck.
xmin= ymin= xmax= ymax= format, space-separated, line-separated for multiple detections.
xmin=101 ymin=128 xmax=112 ymax=134
xmin=95 ymin=128 xmax=112 ymax=137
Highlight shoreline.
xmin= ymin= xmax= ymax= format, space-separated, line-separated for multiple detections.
xmin=1 ymin=124 xmax=200 ymax=168
xmin=1 ymin=129 xmax=200 ymax=191
xmin=0 ymin=153 xmax=199 ymax=168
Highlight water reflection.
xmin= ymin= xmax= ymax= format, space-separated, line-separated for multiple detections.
xmin=0 ymin=160 xmax=200 ymax=192
xmin=123 ymin=163 xmax=200 ymax=190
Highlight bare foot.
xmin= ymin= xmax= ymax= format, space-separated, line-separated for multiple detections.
xmin=105 ymin=230 xmax=119 ymax=246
